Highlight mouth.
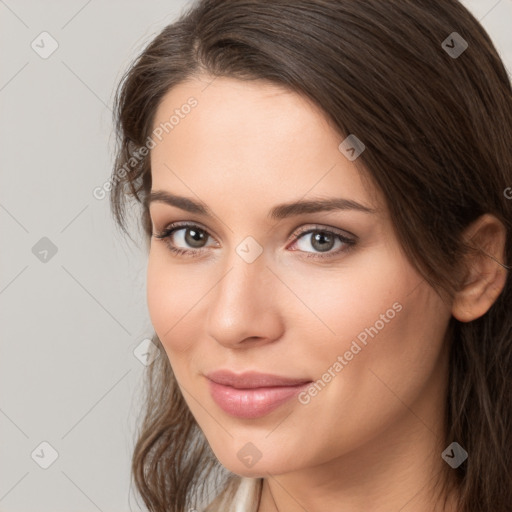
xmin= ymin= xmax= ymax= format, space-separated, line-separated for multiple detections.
xmin=205 ymin=370 xmax=313 ymax=419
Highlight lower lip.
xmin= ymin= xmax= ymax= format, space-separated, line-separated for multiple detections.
xmin=207 ymin=379 xmax=311 ymax=419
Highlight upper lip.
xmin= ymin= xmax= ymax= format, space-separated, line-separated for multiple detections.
xmin=206 ymin=370 xmax=312 ymax=389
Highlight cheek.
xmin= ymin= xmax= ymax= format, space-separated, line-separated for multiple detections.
xmin=285 ymin=281 xmax=451 ymax=465
xmin=146 ymin=248 xmax=205 ymax=354
xmin=286 ymin=248 xmax=451 ymax=418
xmin=279 ymin=243 xmax=413 ymax=350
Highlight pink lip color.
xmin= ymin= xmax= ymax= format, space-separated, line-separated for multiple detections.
xmin=206 ymin=370 xmax=312 ymax=419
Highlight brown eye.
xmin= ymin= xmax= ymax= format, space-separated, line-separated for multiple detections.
xmin=153 ymin=222 xmax=215 ymax=257
xmin=290 ymin=227 xmax=356 ymax=259
xmin=182 ymin=226 xmax=208 ymax=248
xmin=309 ymin=231 xmax=336 ymax=252
xmin=154 ymin=222 xmax=356 ymax=261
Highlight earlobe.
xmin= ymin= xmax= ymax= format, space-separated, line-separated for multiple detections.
xmin=451 ymin=214 xmax=509 ymax=323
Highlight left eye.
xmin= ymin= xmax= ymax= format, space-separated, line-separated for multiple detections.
xmin=153 ymin=223 xmax=356 ymax=260
xmin=291 ymin=228 xmax=353 ymax=255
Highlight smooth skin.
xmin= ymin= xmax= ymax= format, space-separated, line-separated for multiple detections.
xmin=146 ymin=75 xmax=507 ymax=512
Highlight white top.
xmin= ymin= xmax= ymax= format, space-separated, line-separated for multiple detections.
xmin=208 ymin=477 xmax=261 ymax=512
xmin=232 ymin=477 xmax=261 ymax=512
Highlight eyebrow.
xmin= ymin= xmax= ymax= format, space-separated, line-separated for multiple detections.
xmin=147 ymin=190 xmax=377 ymax=220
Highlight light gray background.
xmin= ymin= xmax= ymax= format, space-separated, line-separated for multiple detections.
xmin=1 ymin=1 xmax=511 ymax=511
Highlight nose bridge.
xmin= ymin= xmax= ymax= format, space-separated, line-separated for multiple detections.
xmin=214 ymin=245 xmax=270 ymax=315
xmin=206 ymin=243 xmax=283 ymax=345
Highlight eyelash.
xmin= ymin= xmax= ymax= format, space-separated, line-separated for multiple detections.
xmin=152 ymin=222 xmax=357 ymax=260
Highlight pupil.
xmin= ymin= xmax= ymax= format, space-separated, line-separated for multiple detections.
xmin=312 ymin=232 xmax=334 ymax=252
xmin=186 ymin=228 xmax=206 ymax=248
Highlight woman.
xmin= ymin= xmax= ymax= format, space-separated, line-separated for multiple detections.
xmin=109 ymin=1 xmax=512 ymax=511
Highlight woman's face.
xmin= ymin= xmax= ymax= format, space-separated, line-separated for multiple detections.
xmin=147 ymin=75 xmax=453 ymax=477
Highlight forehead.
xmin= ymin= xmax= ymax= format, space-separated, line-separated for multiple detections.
xmin=149 ymin=75 xmax=381 ymax=214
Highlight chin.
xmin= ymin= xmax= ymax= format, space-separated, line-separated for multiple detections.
xmin=217 ymin=450 xmax=296 ymax=478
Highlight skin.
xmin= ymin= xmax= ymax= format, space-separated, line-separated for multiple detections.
xmin=146 ymin=75 xmax=507 ymax=512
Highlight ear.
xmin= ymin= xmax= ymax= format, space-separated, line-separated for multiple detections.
xmin=452 ymin=214 xmax=508 ymax=322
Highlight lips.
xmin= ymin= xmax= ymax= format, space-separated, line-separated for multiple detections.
xmin=205 ymin=370 xmax=312 ymax=419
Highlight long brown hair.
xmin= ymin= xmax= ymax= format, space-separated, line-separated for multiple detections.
xmin=109 ymin=1 xmax=512 ymax=510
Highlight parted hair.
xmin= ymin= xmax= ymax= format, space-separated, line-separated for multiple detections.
xmin=110 ymin=1 xmax=512 ymax=510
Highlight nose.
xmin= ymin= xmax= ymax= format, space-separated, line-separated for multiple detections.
xmin=206 ymin=249 xmax=285 ymax=349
